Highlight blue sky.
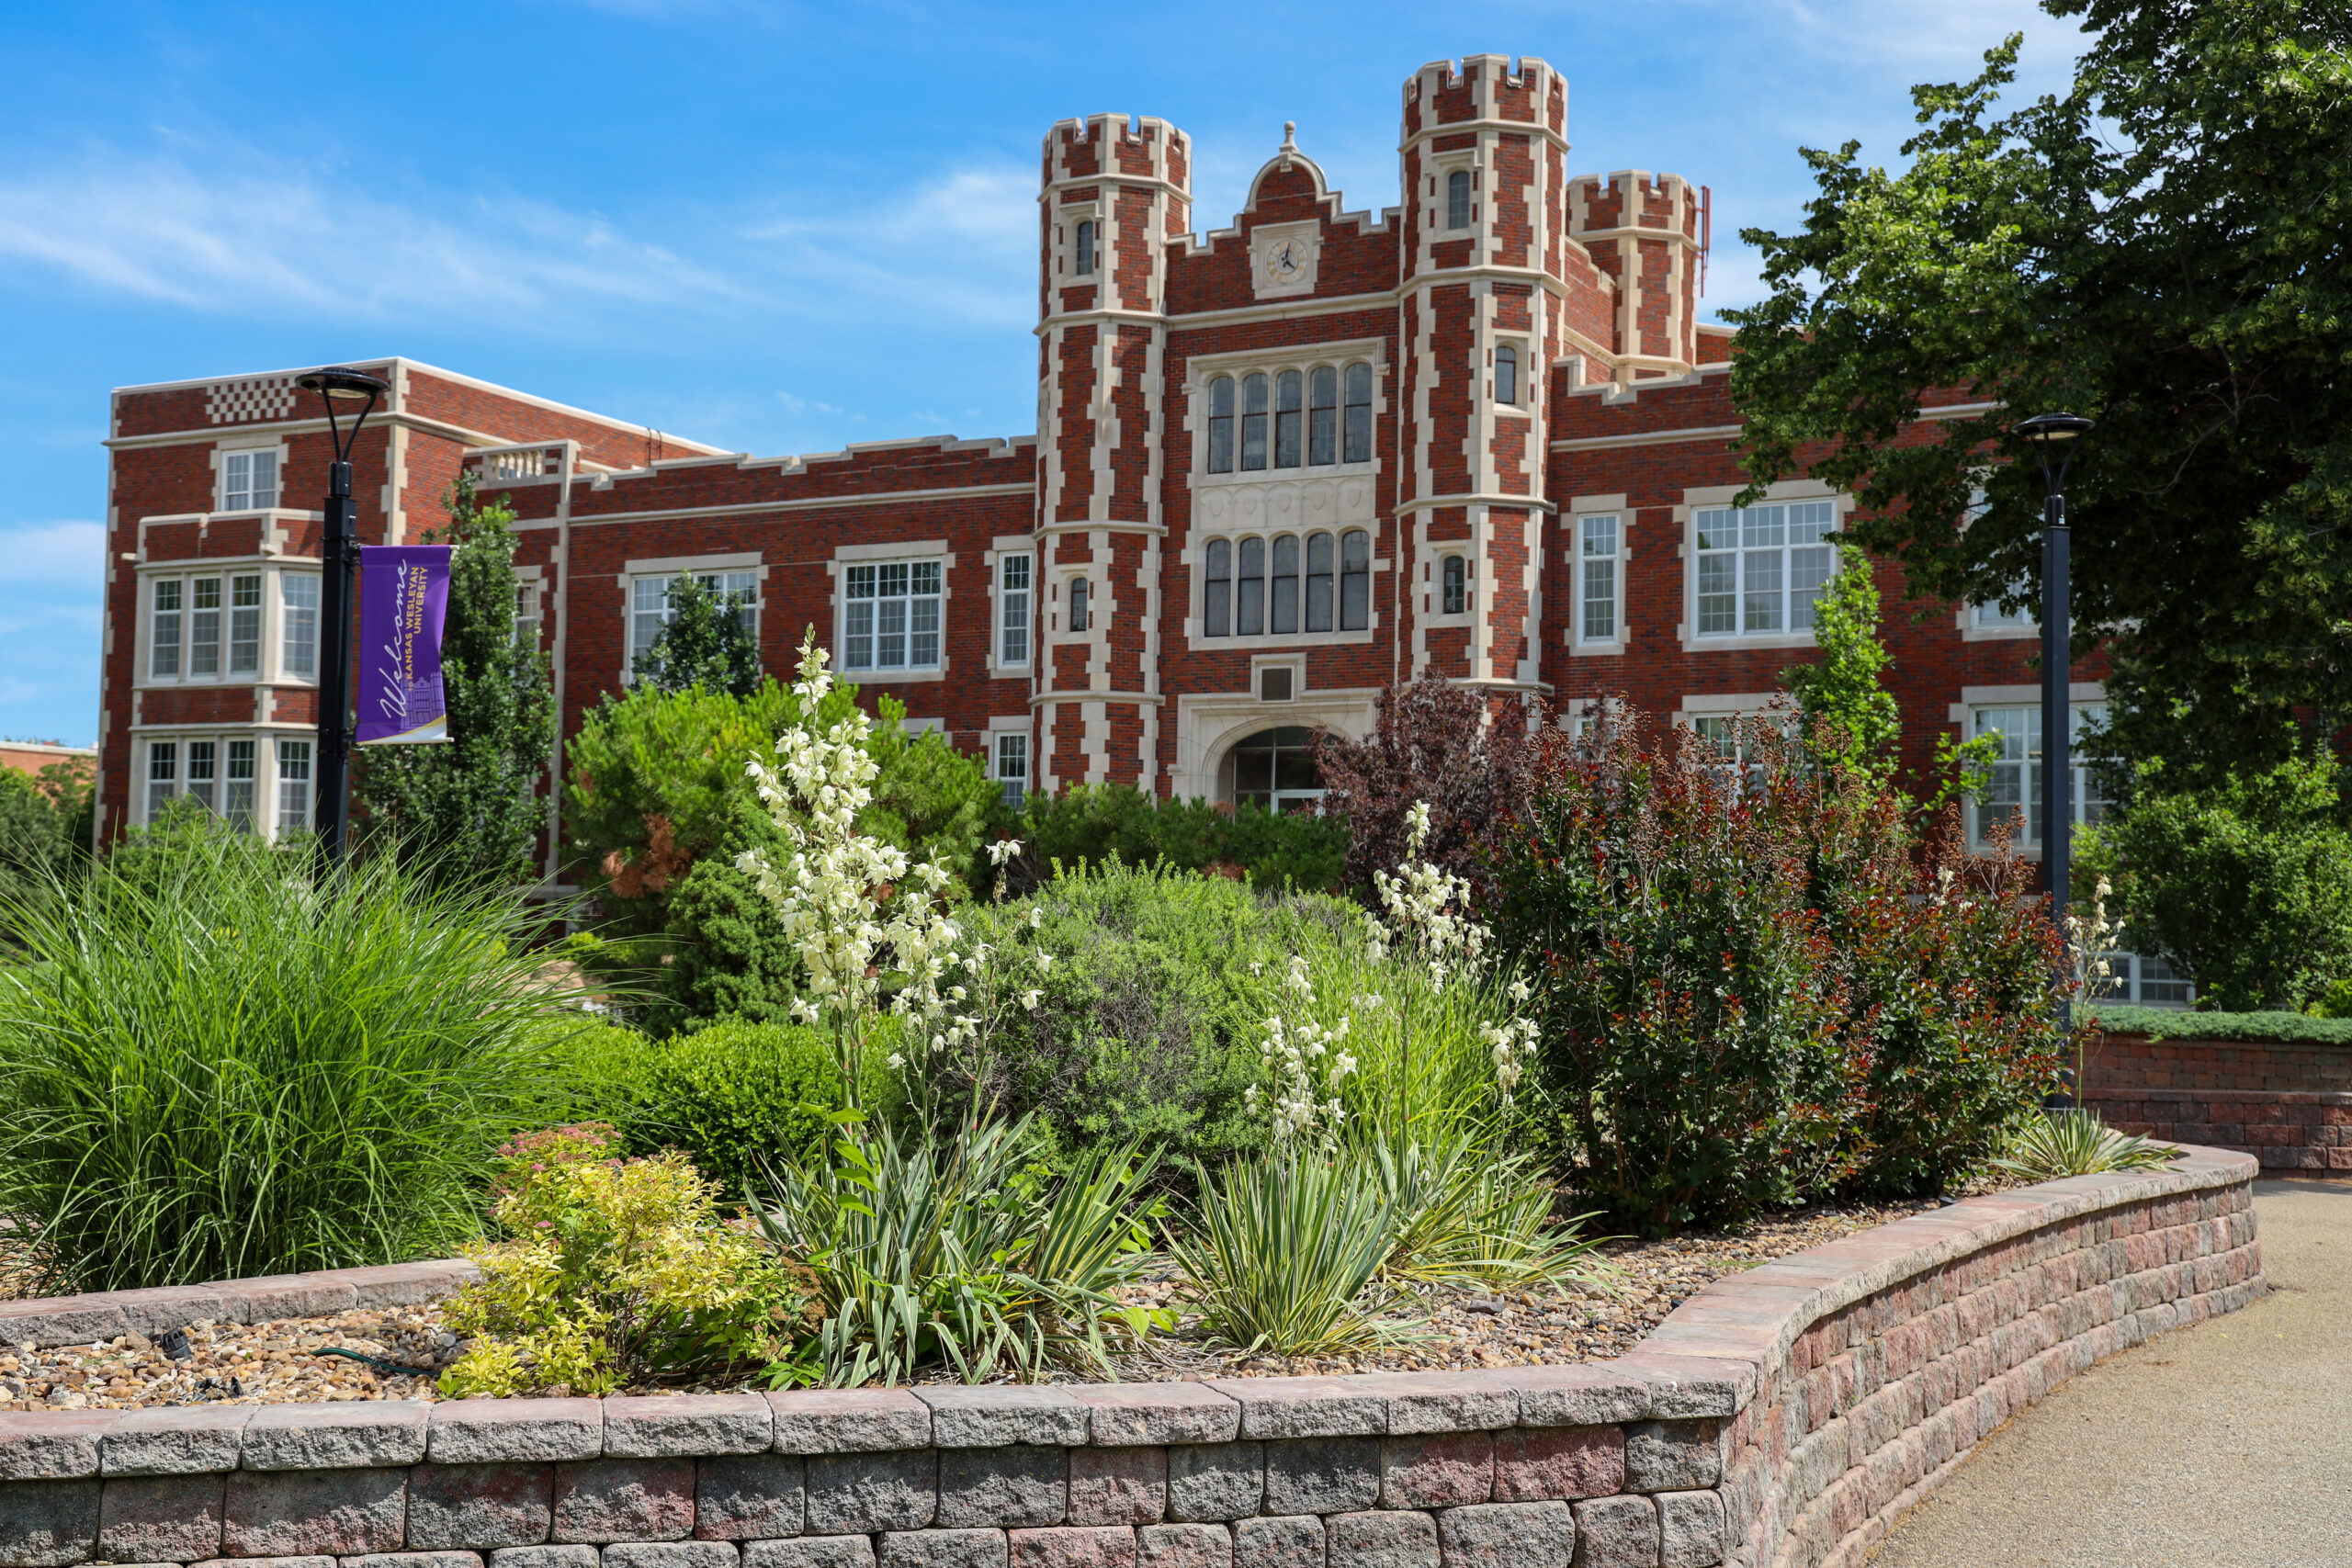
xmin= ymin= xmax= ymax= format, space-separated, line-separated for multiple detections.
xmin=0 ymin=0 xmax=2089 ymax=747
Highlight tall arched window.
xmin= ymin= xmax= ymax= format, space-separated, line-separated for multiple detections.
xmin=1237 ymin=536 xmax=1266 ymax=635
xmin=1207 ymin=376 xmax=1235 ymax=474
xmin=1270 ymin=534 xmax=1300 ymax=634
xmin=1274 ymin=371 xmax=1303 ymax=468
xmin=1204 ymin=538 xmax=1232 ymax=637
xmin=1442 ymin=554 xmax=1467 ymax=615
xmin=1446 ymin=169 xmax=1472 ymax=231
xmin=1343 ymin=362 xmax=1374 ymax=463
xmin=1240 ymin=374 xmax=1270 ymax=471
xmin=1496 ymin=344 xmax=1519 ymax=406
xmin=1307 ymin=367 xmax=1338 ymax=466
xmin=1075 ymin=220 xmax=1097 ymax=276
xmin=1305 ymin=532 xmax=1335 ymax=633
xmin=1340 ymin=529 xmax=1370 ymax=630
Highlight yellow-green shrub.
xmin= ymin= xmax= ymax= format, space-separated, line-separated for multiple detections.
xmin=438 ymin=1123 xmax=814 ymax=1396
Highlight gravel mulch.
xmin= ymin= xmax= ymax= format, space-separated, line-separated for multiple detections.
xmin=0 ymin=1190 xmax=2007 ymax=1410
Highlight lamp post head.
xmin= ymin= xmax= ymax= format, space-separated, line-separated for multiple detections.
xmin=2012 ymin=411 xmax=2095 ymax=495
xmin=297 ymin=367 xmax=390 ymax=402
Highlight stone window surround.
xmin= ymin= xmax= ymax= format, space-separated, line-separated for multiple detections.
xmin=136 ymin=556 xmax=318 ymax=690
xmin=824 ymin=541 xmax=955 ymax=684
xmin=1671 ymin=479 xmax=1853 ymax=654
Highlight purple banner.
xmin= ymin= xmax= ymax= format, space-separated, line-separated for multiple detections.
xmin=356 ymin=546 xmax=452 ymax=745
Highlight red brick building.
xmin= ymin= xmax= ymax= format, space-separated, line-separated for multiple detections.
xmin=93 ymin=55 xmax=2157 ymax=993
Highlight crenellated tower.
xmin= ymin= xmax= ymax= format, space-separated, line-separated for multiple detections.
xmin=1034 ymin=111 xmax=1191 ymax=792
xmin=1569 ymin=171 xmax=1705 ymax=381
xmin=1396 ymin=55 xmax=1569 ymax=694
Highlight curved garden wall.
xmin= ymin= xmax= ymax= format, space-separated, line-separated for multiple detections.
xmin=2085 ymin=1028 xmax=2352 ymax=1177
xmin=0 ymin=1148 xmax=2261 ymax=1568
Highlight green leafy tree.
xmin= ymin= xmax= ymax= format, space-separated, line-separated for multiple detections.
xmin=2080 ymin=747 xmax=2352 ymax=1011
xmin=632 ymin=575 xmax=763 ymax=697
xmin=0 ymin=756 xmax=95 ymax=926
xmin=1726 ymin=2 xmax=2352 ymax=791
xmin=356 ymin=474 xmax=556 ymax=885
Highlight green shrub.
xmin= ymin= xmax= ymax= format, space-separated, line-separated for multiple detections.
xmin=565 ymin=676 xmax=997 ymax=1034
xmin=1010 ymin=784 xmax=1347 ymax=895
xmin=439 ymin=1124 xmax=816 ymax=1396
xmin=560 ymin=1016 xmax=902 ymax=1196
xmin=0 ymin=756 xmax=92 ymax=931
xmin=0 ymin=834 xmax=582 ymax=1292
xmin=2083 ymin=1004 xmax=2352 ymax=1046
xmin=2080 ymin=750 xmax=2352 ymax=1011
xmin=1169 ymin=1150 xmax=1399 ymax=1356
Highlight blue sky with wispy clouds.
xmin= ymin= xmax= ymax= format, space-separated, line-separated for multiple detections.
xmin=0 ymin=0 xmax=2089 ymax=746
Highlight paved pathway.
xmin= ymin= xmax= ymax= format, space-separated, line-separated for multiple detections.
xmin=1871 ymin=1179 xmax=2352 ymax=1566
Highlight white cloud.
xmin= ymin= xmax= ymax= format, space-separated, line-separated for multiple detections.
xmin=746 ymin=163 xmax=1036 ymax=330
xmin=0 ymin=521 xmax=106 ymax=590
xmin=0 ymin=150 xmax=753 ymax=325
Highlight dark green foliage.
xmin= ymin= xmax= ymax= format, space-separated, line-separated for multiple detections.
xmin=631 ymin=574 xmax=763 ymax=698
xmin=560 ymin=1017 xmax=901 ymax=1197
xmin=1005 ymin=784 xmax=1347 ymax=896
xmin=962 ymin=862 xmax=1361 ymax=1171
xmin=565 ymin=676 xmax=996 ymax=1033
xmin=0 ymin=831 xmax=584 ymax=1292
xmin=1495 ymin=716 xmax=2063 ymax=1232
xmin=0 ymin=757 xmax=93 ymax=930
xmin=356 ymin=474 xmax=556 ymax=885
xmin=2086 ymin=1005 xmax=2352 ymax=1047
xmin=1727 ymin=3 xmax=2352 ymax=790
xmin=2079 ymin=750 xmax=2352 ymax=1011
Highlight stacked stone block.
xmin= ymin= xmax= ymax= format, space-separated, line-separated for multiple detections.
xmin=0 ymin=1147 xmax=2262 ymax=1568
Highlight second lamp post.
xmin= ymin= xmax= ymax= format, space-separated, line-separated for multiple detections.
xmin=2013 ymin=411 xmax=2095 ymax=1026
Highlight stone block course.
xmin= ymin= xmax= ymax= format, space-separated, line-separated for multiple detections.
xmin=878 ymin=1529 xmax=1006 ymax=1568
xmin=431 ymin=1406 xmax=604 ymax=1468
xmin=345 ymin=1552 xmax=483 ymax=1568
xmin=693 ymin=1456 xmax=804 ymax=1541
xmin=105 ymin=1408 xmax=254 ymax=1478
xmin=1374 ymin=1436 xmax=1489 ymax=1511
xmin=1566 ymin=1496 xmax=1655 ymax=1568
xmin=1068 ymin=1449 xmax=1164 ymax=1528
xmin=1620 ymin=1424 xmax=1717 ymax=1494
xmin=1007 ymin=1526 xmax=1136 ymax=1568
xmin=603 ymin=1543 xmax=737 ymax=1568
xmin=1206 ymin=1384 xmax=1382 ymax=1443
xmin=603 ymin=1403 xmax=769 ymax=1461
xmin=404 ymin=1463 xmax=553 ymax=1551
xmin=223 ymin=1467 xmax=408 ymax=1558
xmin=1321 ymin=1511 xmax=1432 ymax=1568
xmin=1229 ymin=1516 xmax=1321 ymax=1568
xmin=768 ymin=1394 xmax=931 ymax=1458
xmin=1069 ymin=1391 xmax=1236 ymax=1450
xmin=1430 ymin=1502 xmax=1572 ymax=1568
xmin=1261 ymin=1442 xmax=1377 ymax=1518
xmin=742 ymin=1540 xmax=872 ymax=1568
xmin=1490 ymin=1428 xmax=1620 ymax=1504
xmin=0 ymin=1416 xmax=117 ymax=1482
xmin=937 ymin=1448 xmax=1068 ymax=1529
xmin=1165 ymin=1446 xmax=1261 ymax=1524
xmin=915 ymin=1394 xmax=1086 ymax=1452
xmin=552 ymin=1461 xmax=695 ymax=1545
xmin=99 ymin=1472 xmax=225 ymax=1562
xmin=1135 ymin=1524 xmax=1228 ymax=1568
xmin=806 ymin=1450 xmax=936 ymax=1535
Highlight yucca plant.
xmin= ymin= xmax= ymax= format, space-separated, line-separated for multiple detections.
xmin=1366 ymin=1128 xmax=1615 ymax=1294
xmin=0 ymin=828 xmax=587 ymax=1292
xmin=751 ymin=1111 xmax=1162 ymax=1385
xmin=1993 ymin=1109 xmax=2182 ymax=1182
xmin=1168 ymin=1150 xmax=1399 ymax=1356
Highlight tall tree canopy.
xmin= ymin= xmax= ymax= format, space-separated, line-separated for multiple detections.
xmin=1728 ymin=0 xmax=2352 ymax=792
xmin=356 ymin=474 xmax=557 ymax=884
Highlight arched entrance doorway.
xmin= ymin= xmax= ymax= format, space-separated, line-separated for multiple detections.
xmin=1222 ymin=725 xmax=1324 ymax=813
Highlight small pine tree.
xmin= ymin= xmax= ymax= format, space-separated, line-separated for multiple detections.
xmin=356 ymin=474 xmax=556 ymax=885
xmin=633 ymin=575 xmax=763 ymax=697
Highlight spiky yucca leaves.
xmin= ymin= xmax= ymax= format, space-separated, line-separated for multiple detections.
xmin=1994 ymin=1111 xmax=2181 ymax=1183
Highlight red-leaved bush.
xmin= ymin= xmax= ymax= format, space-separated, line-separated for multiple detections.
xmin=1314 ymin=677 xmax=1532 ymax=903
xmin=1492 ymin=714 xmax=2063 ymax=1233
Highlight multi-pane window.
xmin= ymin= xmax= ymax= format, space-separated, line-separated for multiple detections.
xmin=1068 ymin=577 xmax=1090 ymax=633
xmin=229 ymin=575 xmax=262 ymax=673
xmin=277 ymin=739 xmax=312 ymax=836
xmin=1229 ymin=726 xmax=1322 ymax=813
xmin=1973 ymin=576 xmax=2035 ymax=629
xmin=224 ymin=739 xmax=256 ymax=828
xmin=994 ymin=732 xmax=1028 ymax=807
xmin=1203 ymin=529 xmax=1370 ymax=638
xmin=1204 ymin=361 xmax=1377 ymax=475
xmin=282 ymin=574 xmax=319 ymax=677
xmin=189 ymin=577 xmax=221 ymax=676
xmin=1971 ymin=705 xmax=2113 ymax=849
xmin=151 ymin=580 xmax=184 ymax=678
xmin=1074 ymin=220 xmax=1097 ymax=276
xmin=184 ymin=740 xmax=217 ymax=812
xmin=145 ymin=741 xmax=177 ymax=823
xmin=843 ymin=559 xmax=943 ymax=671
xmin=514 ymin=580 xmax=543 ymax=652
xmin=1495 ymin=344 xmax=1519 ymax=406
xmin=221 ymin=450 xmax=277 ymax=512
xmin=1578 ymin=514 xmax=1620 ymax=643
xmin=998 ymin=555 xmax=1031 ymax=666
xmin=630 ymin=570 xmax=758 ymax=667
xmin=1445 ymin=169 xmax=1471 ymax=230
xmin=1693 ymin=500 xmax=1837 ymax=637
xmin=1440 ymin=554 xmax=1468 ymax=615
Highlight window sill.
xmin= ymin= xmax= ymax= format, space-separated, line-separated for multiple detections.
xmin=1193 ymin=462 xmax=1379 ymax=489
xmin=842 ymin=665 xmax=948 ymax=683
xmin=1681 ymin=629 xmax=1821 ymax=653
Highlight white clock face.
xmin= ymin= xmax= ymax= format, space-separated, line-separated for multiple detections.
xmin=1265 ymin=239 xmax=1307 ymax=284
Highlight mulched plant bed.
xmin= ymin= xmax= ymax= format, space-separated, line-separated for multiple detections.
xmin=0 ymin=1187 xmax=2014 ymax=1411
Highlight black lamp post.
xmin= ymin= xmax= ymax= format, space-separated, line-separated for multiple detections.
xmin=2013 ymin=410 xmax=2095 ymax=1031
xmin=295 ymin=366 xmax=390 ymax=866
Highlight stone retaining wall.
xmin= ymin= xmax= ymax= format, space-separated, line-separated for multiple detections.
xmin=2084 ymin=1030 xmax=2352 ymax=1176
xmin=0 ymin=1148 xmax=2263 ymax=1568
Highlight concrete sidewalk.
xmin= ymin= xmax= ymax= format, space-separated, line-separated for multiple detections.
xmin=1870 ymin=1179 xmax=2352 ymax=1566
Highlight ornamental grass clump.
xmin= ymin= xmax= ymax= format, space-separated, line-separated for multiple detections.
xmin=439 ymin=1124 xmax=818 ymax=1396
xmin=0 ymin=826 xmax=582 ymax=1292
xmin=1994 ymin=1110 xmax=2181 ymax=1182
